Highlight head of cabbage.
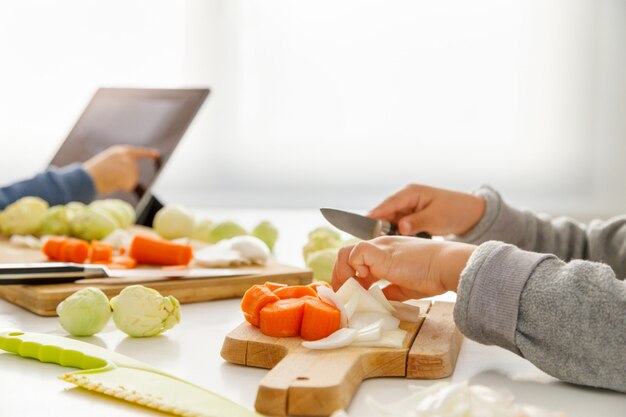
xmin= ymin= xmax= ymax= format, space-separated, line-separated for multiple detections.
xmin=110 ymin=285 xmax=181 ymax=337
xmin=56 ymin=287 xmax=111 ymax=337
xmin=0 ymin=196 xmax=49 ymax=236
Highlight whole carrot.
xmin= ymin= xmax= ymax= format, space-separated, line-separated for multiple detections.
xmin=128 ymin=234 xmax=193 ymax=266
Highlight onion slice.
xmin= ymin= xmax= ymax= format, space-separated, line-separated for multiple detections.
xmin=389 ymin=301 xmax=421 ymax=323
xmin=353 ymin=320 xmax=383 ymax=343
xmin=349 ymin=312 xmax=399 ymax=330
xmin=301 ymin=328 xmax=358 ymax=350
xmin=350 ymin=329 xmax=406 ymax=348
xmin=368 ymin=285 xmax=395 ymax=313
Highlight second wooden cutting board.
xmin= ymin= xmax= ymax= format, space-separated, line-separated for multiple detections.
xmin=221 ymin=300 xmax=463 ymax=417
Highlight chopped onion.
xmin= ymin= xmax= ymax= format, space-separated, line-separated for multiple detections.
xmin=194 ymin=244 xmax=247 ymax=267
xmin=316 ymin=285 xmax=348 ymax=327
xmin=368 ymin=285 xmax=395 ymax=313
xmin=350 ymin=329 xmax=406 ymax=348
xmin=344 ymin=292 xmax=361 ymax=320
xmin=349 ymin=312 xmax=400 ymax=330
xmin=9 ymin=234 xmax=41 ymax=249
xmin=361 ymin=381 xmax=566 ymax=417
xmin=353 ymin=320 xmax=383 ymax=343
xmin=336 ymin=278 xmax=390 ymax=315
xmin=301 ymin=328 xmax=358 ymax=350
xmin=389 ymin=300 xmax=421 ymax=323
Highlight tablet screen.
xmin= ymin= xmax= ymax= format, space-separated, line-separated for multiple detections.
xmin=49 ymin=88 xmax=209 ymax=210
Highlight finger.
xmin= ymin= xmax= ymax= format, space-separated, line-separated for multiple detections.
xmin=368 ymin=187 xmax=420 ymax=222
xmin=382 ymin=284 xmax=430 ymax=301
xmin=125 ymin=146 xmax=161 ymax=160
xmin=347 ymin=241 xmax=387 ymax=282
xmin=331 ymin=245 xmax=357 ymax=291
xmin=398 ymin=210 xmax=433 ymax=235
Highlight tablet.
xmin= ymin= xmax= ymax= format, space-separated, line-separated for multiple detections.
xmin=49 ymin=87 xmax=209 ymax=223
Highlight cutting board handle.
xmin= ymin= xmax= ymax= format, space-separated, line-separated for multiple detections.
xmin=255 ymin=349 xmax=362 ymax=416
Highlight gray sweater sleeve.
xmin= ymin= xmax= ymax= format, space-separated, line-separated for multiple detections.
xmin=452 ymin=188 xmax=626 ymax=392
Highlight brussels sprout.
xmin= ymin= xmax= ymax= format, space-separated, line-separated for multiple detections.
xmin=90 ymin=199 xmax=135 ymax=228
xmin=70 ymin=207 xmax=117 ymax=241
xmin=190 ymin=218 xmax=214 ymax=243
xmin=305 ymin=248 xmax=339 ymax=283
xmin=110 ymin=285 xmax=181 ymax=337
xmin=208 ymin=221 xmax=247 ymax=244
xmin=308 ymin=226 xmax=340 ymax=242
xmin=0 ymin=196 xmax=49 ymax=236
xmin=252 ymin=220 xmax=279 ymax=251
xmin=153 ymin=205 xmax=195 ymax=240
xmin=65 ymin=202 xmax=87 ymax=222
xmin=56 ymin=287 xmax=111 ymax=337
xmin=39 ymin=205 xmax=70 ymax=236
xmin=302 ymin=227 xmax=342 ymax=262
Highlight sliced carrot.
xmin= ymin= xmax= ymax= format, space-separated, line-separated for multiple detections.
xmin=60 ymin=238 xmax=90 ymax=264
xmin=90 ymin=241 xmax=114 ymax=263
xmin=161 ymin=265 xmax=188 ymax=270
xmin=128 ymin=234 xmax=193 ymax=266
xmin=300 ymin=298 xmax=341 ymax=341
xmin=107 ymin=255 xmax=137 ymax=269
xmin=259 ymin=298 xmax=306 ymax=338
xmin=273 ymin=285 xmax=318 ymax=300
xmin=265 ymin=282 xmax=288 ymax=292
xmin=241 ymin=285 xmax=280 ymax=327
xmin=42 ymin=237 xmax=67 ymax=261
xmin=308 ymin=281 xmax=332 ymax=293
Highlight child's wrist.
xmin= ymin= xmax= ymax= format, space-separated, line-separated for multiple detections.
xmin=439 ymin=242 xmax=476 ymax=292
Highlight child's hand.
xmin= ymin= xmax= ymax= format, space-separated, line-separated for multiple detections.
xmin=84 ymin=145 xmax=160 ymax=195
xmin=368 ymin=184 xmax=486 ymax=236
xmin=331 ymin=236 xmax=476 ymax=301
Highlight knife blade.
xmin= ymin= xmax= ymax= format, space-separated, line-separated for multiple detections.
xmin=0 ymin=262 xmax=260 ymax=285
xmin=320 ymin=208 xmax=431 ymax=240
xmin=0 ymin=331 xmax=262 ymax=417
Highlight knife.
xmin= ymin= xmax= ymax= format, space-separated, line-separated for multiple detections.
xmin=320 ymin=208 xmax=431 ymax=240
xmin=0 ymin=262 xmax=260 ymax=285
xmin=0 ymin=331 xmax=261 ymax=417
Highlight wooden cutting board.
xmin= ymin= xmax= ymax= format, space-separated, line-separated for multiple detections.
xmin=0 ymin=237 xmax=312 ymax=316
xmin=221 ymin=300 xmax=463 ymax=417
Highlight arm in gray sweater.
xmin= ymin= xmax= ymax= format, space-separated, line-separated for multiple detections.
xmin=452 ymin=186 xmax=626 ymax=392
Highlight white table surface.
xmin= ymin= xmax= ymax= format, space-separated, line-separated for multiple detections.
xmin=0 ymin=209 xmax=624 ymax=416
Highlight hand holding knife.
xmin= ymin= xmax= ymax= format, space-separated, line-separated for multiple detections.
xmin=320 ymin=208 xmax=431 ymax=240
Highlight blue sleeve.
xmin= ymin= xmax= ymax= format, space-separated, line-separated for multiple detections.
xmin=0 ymin=164 xmax=96 ymax=210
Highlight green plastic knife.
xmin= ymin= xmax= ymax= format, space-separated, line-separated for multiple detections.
xmin=0 ymin=330 xmax=262 ymax=417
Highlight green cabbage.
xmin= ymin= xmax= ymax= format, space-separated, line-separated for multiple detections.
xmin=0 ymin=196 xmax=49 ymax=235
xmin=208 ymin=221 xmax=247 ymax=244
xmin=56 ymin=287 xmax=111 ymax=337
xmin=153 ymin=205 xmax=195 ymax=240
xmin=252 ymin=220 xmax=279 ymax=251
xmin=191 ymin=218 xmax=214 ymax=243
xmin=110 ymin=285 xmax=181 ymax=337
xmin=70 ymin=207 xmax=118 ymax=241
xmin=39 ymin=205 xmax=71 ymax=236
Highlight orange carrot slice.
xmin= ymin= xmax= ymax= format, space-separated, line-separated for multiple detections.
xmin=308 ymin=281 xmax=332 ymax=293
xmin=60 ymin=238 xmax=90 ymax=264
xmin=241 ymin=285 xmax=280 ymax=327
xmin=42 ymin=237 xmax=67 ymax=261
xmin=107 ymin=255 xmax=137 ymax=269
xmin=90 ymin=241 xmax=114 ymax=263
xmin=129 ymin=234 xmax=193 ymax=266
xmin=273 ymin=285 xmax=318 ymax=300
xmin=259 ymin=298 xmax=306 ymax=338
xmin=265 ymin=282 xmax=288 ymax=292
xmin=300 ymin=298 xmax=341 ymax=341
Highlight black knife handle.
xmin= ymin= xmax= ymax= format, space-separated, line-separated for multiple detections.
xmin=388 ymin=223 xmax=432 ymax=239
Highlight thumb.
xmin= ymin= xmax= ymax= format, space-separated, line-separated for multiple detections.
xmin=398 ymin=211 xmax=432 ymax=235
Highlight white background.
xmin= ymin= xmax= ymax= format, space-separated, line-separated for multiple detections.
xmin=0 ymin=0 xmax=624 ymax=220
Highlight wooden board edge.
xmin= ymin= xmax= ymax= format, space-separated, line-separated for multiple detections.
xmin=406 ymin=301 xmax=463 ymax=379
xmin=0 ymin=265 xmax=312 ymax=316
